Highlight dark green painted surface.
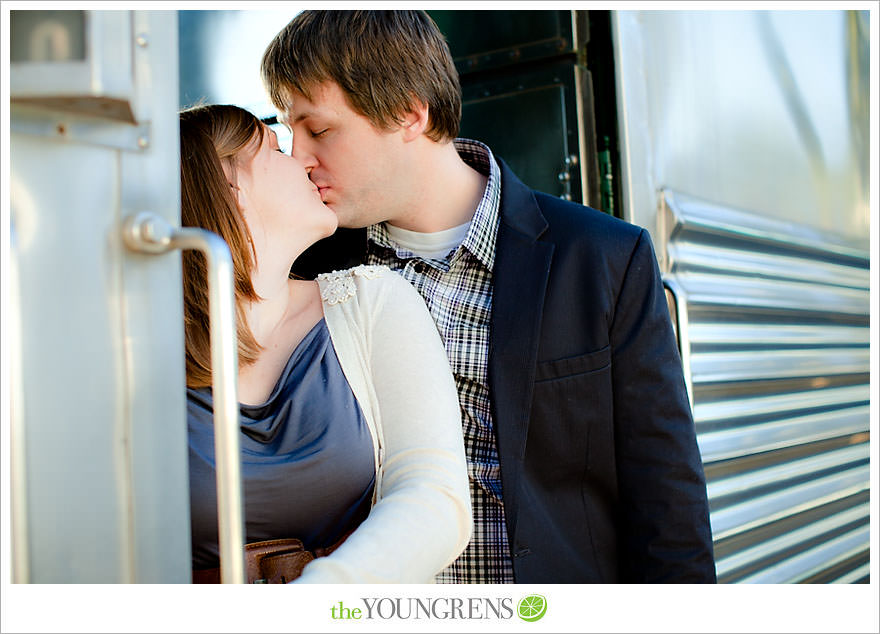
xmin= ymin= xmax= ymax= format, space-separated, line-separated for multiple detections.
xmin=460 ymin=67 xmax=577 ymax=201
xmin=429 ymin=9 xmax=589 ymax=206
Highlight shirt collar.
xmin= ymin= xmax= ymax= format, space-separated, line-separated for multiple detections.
xmin=367 ymin=138 xmax=501 ymax=271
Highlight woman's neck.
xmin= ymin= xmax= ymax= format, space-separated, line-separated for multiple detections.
xmin=237 ymin=268 xmax=323 ymax=406
xmin=244 ymin=273 xmax=295 ymax=346
xmin=243 ymin=237 xmax=310 ymax=340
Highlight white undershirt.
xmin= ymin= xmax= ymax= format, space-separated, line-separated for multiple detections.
xmin=383 ymin=221 xmax=472 ymax=261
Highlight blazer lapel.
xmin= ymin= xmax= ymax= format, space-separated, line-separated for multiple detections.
xmin=489 ymin=161 xmax=554 ymax=544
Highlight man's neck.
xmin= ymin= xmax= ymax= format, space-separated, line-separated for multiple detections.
xmin=387 ymin=139 xmax=487 ymax=234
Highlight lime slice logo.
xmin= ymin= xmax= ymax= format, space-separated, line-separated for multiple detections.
xmin=517 ymin=594 xmax=547 ymax=622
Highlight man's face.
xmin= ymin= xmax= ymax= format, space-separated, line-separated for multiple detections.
xmin=282 ymin=81 xmax=408 ymax=229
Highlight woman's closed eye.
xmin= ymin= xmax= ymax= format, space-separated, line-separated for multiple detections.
xmin=310 ymin=128 xmax=328 ymax=138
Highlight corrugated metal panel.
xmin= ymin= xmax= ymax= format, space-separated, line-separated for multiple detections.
xmin=661 ymin=190 xmax=870 ymax=584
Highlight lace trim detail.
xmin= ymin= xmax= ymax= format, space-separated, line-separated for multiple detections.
xmin=317 ymin=264 xmax=385 ymax=305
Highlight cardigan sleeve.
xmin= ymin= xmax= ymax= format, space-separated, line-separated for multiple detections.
xmin=295 ymin=270 xmax=472 ymax=583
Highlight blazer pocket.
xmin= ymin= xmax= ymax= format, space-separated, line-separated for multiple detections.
xmin=535 ymin=346 xmax=611 ymax=383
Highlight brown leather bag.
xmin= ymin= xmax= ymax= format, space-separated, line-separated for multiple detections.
xmin=192 ymin=533 xmax=349 ymax=584
xmin=245 ymin=538 xmax=315 ymax=584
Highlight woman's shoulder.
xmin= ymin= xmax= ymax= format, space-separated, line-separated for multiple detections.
xmin=316 ymin=264 xmax=409 ymax=306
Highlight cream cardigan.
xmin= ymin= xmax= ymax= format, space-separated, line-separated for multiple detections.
xmin=293 ymin=265 xmax=472 ymax=583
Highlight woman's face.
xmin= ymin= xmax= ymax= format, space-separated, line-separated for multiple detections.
xmin=234 ymin=125 xmax=338 ymax=257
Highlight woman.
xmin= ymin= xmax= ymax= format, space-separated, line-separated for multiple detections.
xmin=181 ymin=104 xmax=471 ymax=583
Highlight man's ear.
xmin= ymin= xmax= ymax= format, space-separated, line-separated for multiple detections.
xmin=400 ymin=99 xmax=430 ymax=142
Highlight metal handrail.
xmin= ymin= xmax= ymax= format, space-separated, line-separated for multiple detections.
xmin=122 ymin=211 xmax=245 ymax=584
xmin=662 ymin=276 xmax=693 ymax=410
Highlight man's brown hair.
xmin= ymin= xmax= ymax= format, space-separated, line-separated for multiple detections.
xmin=261 ymin=10 xmax=461 ymax=142
xmin=179 ymin=104 xmax=264 ymax=388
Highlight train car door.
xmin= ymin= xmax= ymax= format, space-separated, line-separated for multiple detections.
xmin=10 ymin=10 xmax=193 ymax=583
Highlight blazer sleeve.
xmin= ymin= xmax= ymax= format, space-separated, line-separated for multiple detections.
xmin=295 ymin=272 xmax=472 ymax=583
xmin=610 ymin=229 xmax=716 ymax=582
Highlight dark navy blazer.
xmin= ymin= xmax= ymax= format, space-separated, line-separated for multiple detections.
xmin=293 ymin=160 xmax=717 ymax=583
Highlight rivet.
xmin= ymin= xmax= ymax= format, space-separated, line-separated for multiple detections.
xmin=137 ymin=136 xmax=149 ymax=149
xmin=136 ymin=34 xmax=149 ymax=47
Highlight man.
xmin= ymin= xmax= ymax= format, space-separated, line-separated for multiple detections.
xmin=262 ymin=10 xmax=716 ymax=583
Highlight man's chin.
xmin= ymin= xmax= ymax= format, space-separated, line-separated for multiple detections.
xmin=324 ymin=203 xmax=376 ymax=230
xmin=334 ymin=213 xmax=370 ymax=230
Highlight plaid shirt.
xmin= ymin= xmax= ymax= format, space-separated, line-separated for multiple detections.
xmin=366 ymin=139 xmax=515 ymax=583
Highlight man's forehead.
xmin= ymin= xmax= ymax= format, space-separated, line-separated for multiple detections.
xmin=278 ymin=110 xmax=316 ymax=131
xmin=278 ymin=81 xmax=346 ymax=122
xmin=277 ymin=92 xmax=306 ymax=124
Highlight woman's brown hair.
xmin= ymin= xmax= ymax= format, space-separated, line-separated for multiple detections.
xmin=179 ymin=104 xmax=265 ymax=388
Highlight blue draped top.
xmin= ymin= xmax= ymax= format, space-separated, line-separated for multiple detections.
xmin=187 ymin=319 xmax=375 ymax=569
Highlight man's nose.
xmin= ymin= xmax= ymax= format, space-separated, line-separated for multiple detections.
xmin=291 ymin=140 xmax=316 ymax=171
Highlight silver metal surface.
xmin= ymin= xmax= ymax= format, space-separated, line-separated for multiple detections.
xmin=693 ymin=385 xmax=869 ymax=423
xmin=830 ymin=562 xmax=871 ymax=584
xmin=709 ymin=465 xmax=869 ymax=541
xmin=571 ymin=10 xmax=590 ymax=204
xmin=688 ymin=324 xmax=869 ymax=348
xmin=9 ymin=221 xmax=30 ymax=584
xmin=123 ymin=213 xmax=245 ymax=584
xmin=9 ymin=103 xmax=152 ymax=152
xmin=613 ymin=11 xmax=869 ymax=251
xmin=11 ymin=11 xmax=137 ymax=121
xmin=612 ymin=12 xmax=869 ymax=581
xmin=668 ymin=242 xmax=870 ymax=289
xmin=706 ymin=444 xmax=868 ymax=501
xmin=697 ymin=407 xmax=869 ymax=462
xmin=10 ymin=10 xmax=192 ymax=583
xmin=690 ymin=349 xmax=869 ymax=384
xmin=13 ymin=132 xmax=131 ymax=582
xmin=735 ymin=524 xmax=870 ymax=584
xmin=715 ymin=503 xmax=869 ymax=580
xmin=676 ymin=274 xmax=869 ymax=317
xmin=660 ymin=190 xmax=870 ymax=583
